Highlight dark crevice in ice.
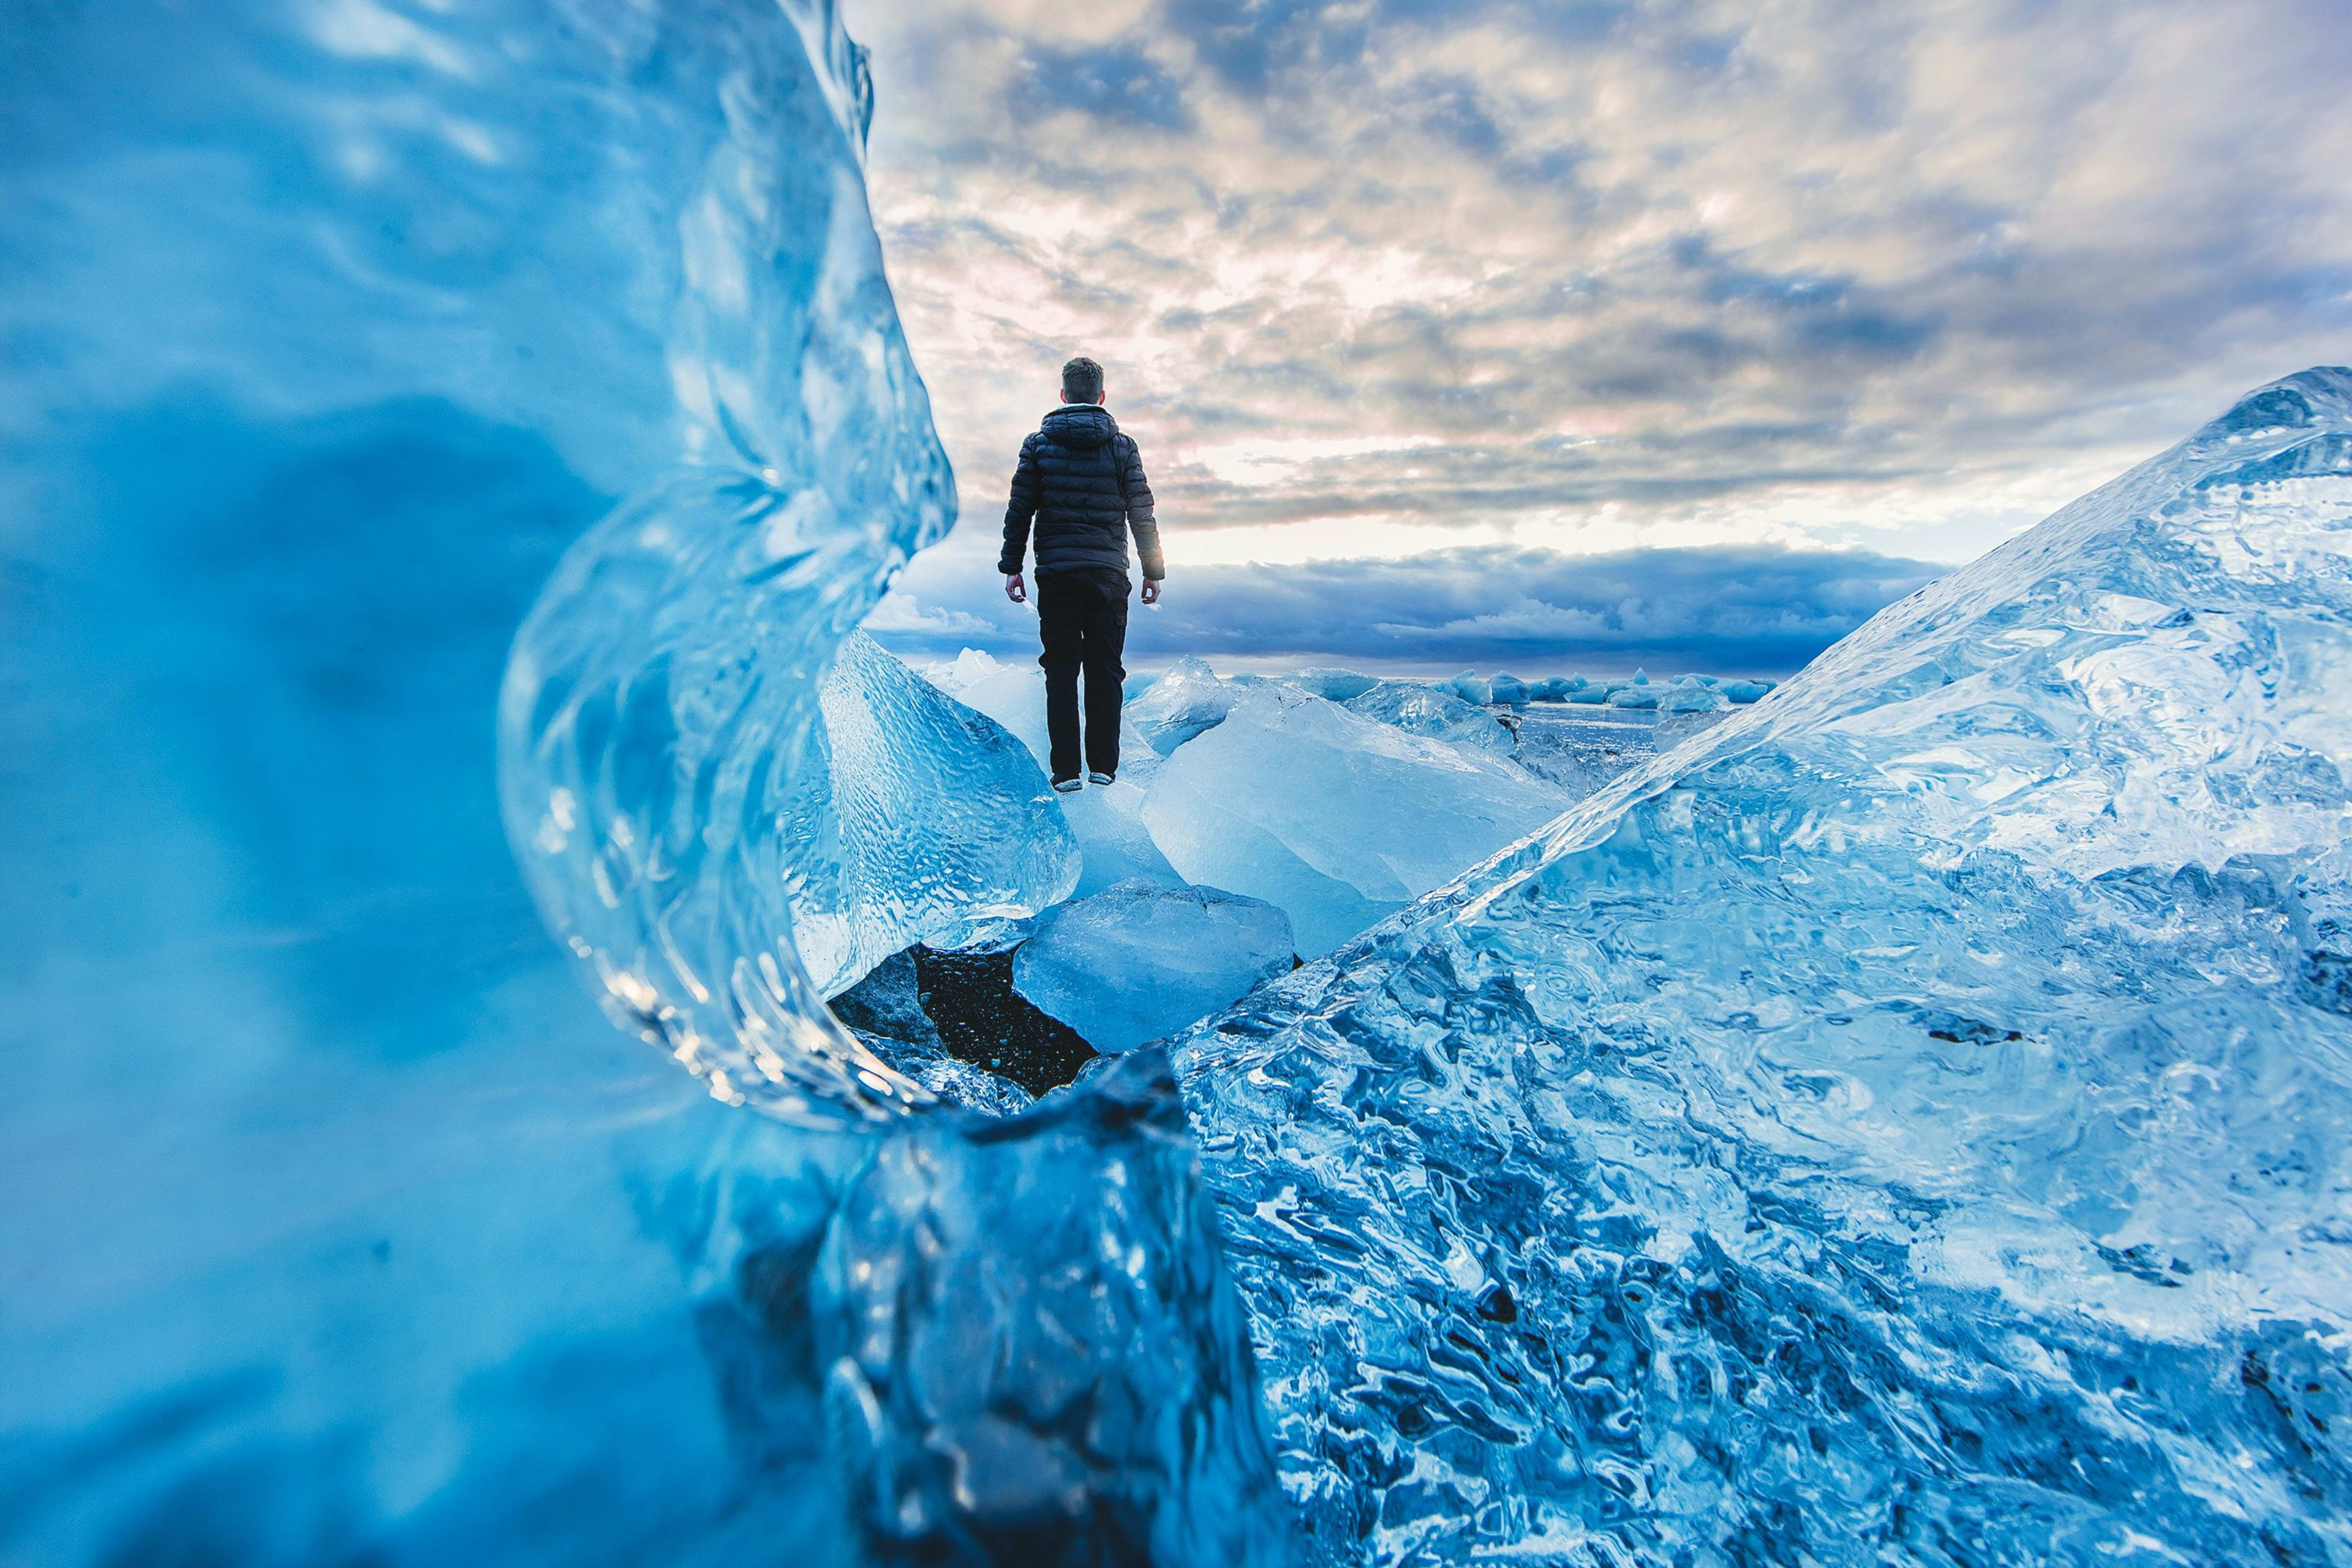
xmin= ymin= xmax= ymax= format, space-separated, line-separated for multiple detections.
xmin=831 ymin=946 xmax=1098 ymax=1100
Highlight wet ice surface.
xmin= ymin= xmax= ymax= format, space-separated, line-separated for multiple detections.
xmin=1014 ymin=880 xmax=1297 ymax=1053
xmin=1506 ymin=703 xmax=1687 ymax=796
xmin=786 ymin=632 xmax=1079 ymax=998
xmin=15 ymin=1 xmax=2352 ymax=1563
xmin=1143 ymin=687 xmax=1576 ymax=957
xmin=3 ymin=2 xmax=1295 ymax=1562
xmin=1172 ymin=370 xmax=2352 ymax=1566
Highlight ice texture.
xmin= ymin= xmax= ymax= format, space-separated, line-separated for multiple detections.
xmin=813 ymin=1050 xmax=1305 ymax=1564
xmin=1174 ymin=369 xmax=2352 ymax=1566
xmin=1 ymin=0 xmax=944 ymax=1555
xmin=1012 ymin=880 xmax=1296 ymax=1051
xmin=1344 ymin=679 xmax=1517 ymax=752
xmin=1507 ymin=704 xmax=1667 ymax=796
xmin=938 ymin=655 xmax=1182 ymax=897
xmin=1275 ymin=667 xmax=1382 ymax=703
xmin=1143 ymin=686 xmax=1575 ymax=956
xmin=1655 ymin=679 xmax=1729 ymax=714
xmin=785 ymin=631 xmax=1079 ymax=998
xmin=1128 ymin=654 xmax=1242 ymax=753
xmin=2 ymin=2 xmax=1294 ymax=1561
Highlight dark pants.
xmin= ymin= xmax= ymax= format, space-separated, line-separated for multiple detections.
xmin=1036 ymin=567 xmax=1129 ymax=781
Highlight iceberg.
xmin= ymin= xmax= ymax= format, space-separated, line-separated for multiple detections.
xmin=1654 ymin=679 xmax=1729 ymax=714
xmin=1173 ymin=369 xmax=2352 ymax=1566
xmin=1127 ymin=654 xmax=1242 ymax=754
xmin=1142 ymin=686 xmax=1574 ymax=955
xmin=1343 ymin=679 xmax=1517 ymax=752
xmin=1012 ymin=880 xmax=1296 ymax=1052
xmin=1442 ymin=669 xmax=1494 ymax=705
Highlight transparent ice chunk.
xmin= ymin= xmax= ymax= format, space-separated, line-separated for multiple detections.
xmin=1141 ymin=686 xmax=1574 ymax=955
xmin=783 ymin=631 xmax=1078 ymax=998
xmin=1 ymin=4 xmax=1298 ymax=1561
xmin=1343 ymin=679 xmax=1517 ymax=752
xmin=1174 ymin=368 xmax=2352 ymax=1566
xmin=941 ymin=660 xmax=1180 ymax=898
xmin=1127 ymin=654 xmax=1242 ymax=755
xmin=1272 ymin=667 xmax=1381 ymax=703
xmin=1012 ymin=879 xmax=1295 ymax=1052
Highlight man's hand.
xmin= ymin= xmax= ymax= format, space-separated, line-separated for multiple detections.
xmin=1005 ymin=572 xmax=1026 ymax=605
xmin=1140 ymin=579 xmax=1162 ymax=605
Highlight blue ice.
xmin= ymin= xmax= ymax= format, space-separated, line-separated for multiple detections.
xmin=7 ymin=0 xmax=2350 ymax=1563
xmin=1174 ymin=369 xmax=2352 ymax=1564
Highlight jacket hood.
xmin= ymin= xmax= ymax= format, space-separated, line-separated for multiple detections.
xmin=1041 ymin=401 xmax=1118 ymax=450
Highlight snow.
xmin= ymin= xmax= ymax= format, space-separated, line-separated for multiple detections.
xmin=1140 ymin=685 xmax=1575 ymax=954
xmin=1011 ymin=880 xmax=1294 ymax=1052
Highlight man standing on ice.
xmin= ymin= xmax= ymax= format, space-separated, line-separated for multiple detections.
xmin=1000 ymin=355 xmax=1166 ymax=792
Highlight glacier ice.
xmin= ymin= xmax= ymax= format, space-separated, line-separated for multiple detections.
xmin=19 ymin=1 xmax=2352 ymax=1563
xmin=1128 ymin=654 xmax=1242 ymax=754
xmin=1 ymin=1 xmax=1292 ymax=1562
xmin=1344 ymin=679 xmax=1517 ymax=752
xmin=1142 ymin=685 xmax=1575 ymax=956
xmin=1507 ymin=704 xmax=1667 ymax=797
xmin=1172 ymin=368 xmax=2352 ymax=1566
xmin=1654 ymin=679 xmax=1729 ymax=714
xmin=812 ymin=1050 xmax=1304 ymax=1564
xmin=783 ymin=631 xmax=1079 ymax=998
xmin=1012 ymin=879 xmax=1296 ymax=1052
xmin=933 ymin=652 xmax=1183 ymax=897
xmin=1273 ymin=666 xmax=1382 ymax=703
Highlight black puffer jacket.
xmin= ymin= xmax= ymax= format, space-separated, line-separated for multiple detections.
xmin=998 ymin=403 xmax=1164 ymax=580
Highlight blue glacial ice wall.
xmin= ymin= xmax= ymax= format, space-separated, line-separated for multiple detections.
xmin=1175 ymin=369 xmax=2352 ymax=1565
xmin=1 ymin=2 xmax=1291 ymax=1563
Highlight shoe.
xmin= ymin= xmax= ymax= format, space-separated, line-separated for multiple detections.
xmin=1052 ymin=777 xmax=1083 ymax=794
xmin=1087 ymin=771 xmax=1116 ymax=786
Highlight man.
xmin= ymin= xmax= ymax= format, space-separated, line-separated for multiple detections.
xmin=999 ymin=355 xmax=1165 ymax=791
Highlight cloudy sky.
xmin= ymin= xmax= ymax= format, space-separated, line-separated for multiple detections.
xmin=847 ymin=0 xmax=2352 ymax=676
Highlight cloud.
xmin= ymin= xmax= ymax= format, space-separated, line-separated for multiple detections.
xmin=865 ymin=541 xmax=1943 ymax=674
xmin=850 ymin=0 xmax=2352 ymax=571
xmin=842 ymin=0 xmax=2352 ymax=685
xmin=859 ymin=591 xmax=997 ymax=638
xmin=1011 ymin=40 xmax=1191 ymax=129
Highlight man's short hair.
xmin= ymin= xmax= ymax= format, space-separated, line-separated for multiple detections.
xmin=1061 ymin=356 xmax=1105 ymax=402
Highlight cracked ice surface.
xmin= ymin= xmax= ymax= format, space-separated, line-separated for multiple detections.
xmin=1174 ymin=369 xmax=2352 ymax=1566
